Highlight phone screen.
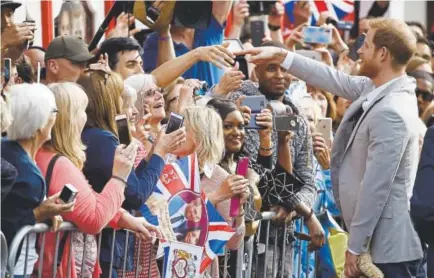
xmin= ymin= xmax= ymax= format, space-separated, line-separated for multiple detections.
xmin=235 ymin=56 xmax=249 ymax=80
xmin=349 ymin=34 xmax=366 ymax=61
xmin=116 ymin=116 xmax=131 ymax=145
xmin=59 ymin=184 xmax=78 ymax=204
xmin=4 ymin=58 xmax=11 ymax=85
xmin=166 ymin=112 xmax=184 ymax=134
xmin=302 ymin=26 xmax=332 ymax=44
xmin=224 ymin=39 xmax=244 ymax=53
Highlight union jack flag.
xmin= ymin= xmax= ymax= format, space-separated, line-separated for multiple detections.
xmin=283 ymin=0 xmax=355 ymax=37
xmin=140 ymin=154 xmax=235 ymax=274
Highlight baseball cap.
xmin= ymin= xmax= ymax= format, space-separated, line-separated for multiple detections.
xmin=45 ymin=35 xmax=94 ymax=63
xmin=0 ymin=0 xmax=22 ymax=10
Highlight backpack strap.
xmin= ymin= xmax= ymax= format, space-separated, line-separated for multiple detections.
xmin=45 ymin=154 xmax=69 ymax=267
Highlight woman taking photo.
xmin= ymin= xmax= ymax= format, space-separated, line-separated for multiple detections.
xmin=77 ymin=70 xmax=185 ymax=277
xmin=35 ymin=82 xmax=160 ymax=277
xmin=1 ymin=84 xmax=73 ymax=277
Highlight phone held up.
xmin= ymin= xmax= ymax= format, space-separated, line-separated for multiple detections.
xmin=59 ymin=184 xmax=78 ymax=204
xmin=302 ymin=26 xmax=332 ymax=45
xmin=224 ymin=39 xmax=249 ymax=80
xmin=241 ymin=95 xmax=267 ymax=129
xmin=115 ymin=114 xmax=132 ymax=146
xmin=230 ymin=157 xmax=249 ymax=218
xmin=315 ymin=117 xmax=333 ymax=148
xmin=273 ymin=115 xmax=300 ymax=132
xmin=165 ymin=112 xmax=184 ymax=134
xmin=348 ymin=33 xmax=366 ymax=62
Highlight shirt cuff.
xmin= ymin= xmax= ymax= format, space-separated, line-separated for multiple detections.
xmin=348 ymin=248 xmax=361 ymax=256
xmin=280 ymin=51 xmax=295 ymax=71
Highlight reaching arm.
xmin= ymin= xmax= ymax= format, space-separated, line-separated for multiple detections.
xmin=236 ymin=47 xmax=373 ymax=101
xmin=151 ymin=45 xmax=235 ymax=88
xmin=348 ymin=108 xmax=409 ymax=254
xmin=212 ymin=0 xmax=233 ymax=26
xmin=156 ymin=27 xmax=176 ymax=67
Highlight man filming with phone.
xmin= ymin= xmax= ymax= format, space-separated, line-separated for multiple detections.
xmin=229 ymin=40 xmax=322 ymax=277
xmin=237 ymin=18 xmax=424 ymax=278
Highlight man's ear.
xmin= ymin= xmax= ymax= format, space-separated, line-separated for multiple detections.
xmin=47 ymin=59 xmax=58 ymax=74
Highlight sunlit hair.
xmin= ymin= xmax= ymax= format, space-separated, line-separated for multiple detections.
xmin=122 ymin=84 xmax=137 ymax=111
xmin=48 ymin=83 xmax=88 ymax=170
xmin=182 ymin=106 xmax=224 ymax=168
xmin=369 ymin=18 xmax=417 ymax=68
xmin=77 ymin=70 xmax=123 ymax=136
xmin=307 ymin=86 xmax=337 ymax=120
xmin=7 ymin=83 xmax=56 ymax=140
xmin=124 ymin=73 xmax=156 ymax=117
xmin=1 ymin=95 xmax=12 ymax=133
xmin=406 ymin=56 xmax=431 ymax=73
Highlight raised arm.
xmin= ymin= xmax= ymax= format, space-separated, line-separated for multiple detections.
xmin=236 ymin=47 xmax=373 ymax=101
xmin=151 ymin=45 xmax=235 ymax=88
xmin=212 ymin=0 xmax=233 ymax=26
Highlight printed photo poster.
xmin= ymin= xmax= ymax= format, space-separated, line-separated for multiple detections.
xmin=163 ymin=241 xmax=203 ymax=278
xmin=140 ymin=154 xmax=235 ymax=273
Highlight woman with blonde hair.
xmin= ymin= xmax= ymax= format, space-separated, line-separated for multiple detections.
xmin=78 ymin=70 xmax=185 ymax=277
xmin=35 ymin=82 xmax=158 ymax=277
xmin=171 ymin=106 xmax=250 ymax=277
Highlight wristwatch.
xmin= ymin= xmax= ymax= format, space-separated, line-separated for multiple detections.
xmin=268 ymin=24 xmax=281 ymax=31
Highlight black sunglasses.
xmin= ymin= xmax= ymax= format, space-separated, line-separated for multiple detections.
xmin=416 ymin=89 xmax=434 ymax=102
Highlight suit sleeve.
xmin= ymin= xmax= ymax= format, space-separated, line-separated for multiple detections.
xmin=348 ymin=108 xmax=409 ymax=254
xmin=288 ymin=53 xmax=373 ymax=101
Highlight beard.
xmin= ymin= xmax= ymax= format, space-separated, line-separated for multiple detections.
xmin=258 ymin=85 xmax=285 ymax=101
xmin=358 ymin=59 xmax=380 ymax=79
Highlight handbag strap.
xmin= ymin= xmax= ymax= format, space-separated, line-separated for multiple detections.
xmin=45 ymin=154 xmax=69 ymax=267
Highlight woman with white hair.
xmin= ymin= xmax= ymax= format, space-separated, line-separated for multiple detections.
xmin=1 ymin=83 xmax=75 ymax=277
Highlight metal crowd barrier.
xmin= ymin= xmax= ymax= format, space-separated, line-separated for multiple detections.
xmin=5 ymin=212 xmax=319 ymax=278
xmin=1 ymin=231 xmax=7 ymax=278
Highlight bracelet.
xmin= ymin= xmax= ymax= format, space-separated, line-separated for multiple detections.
xmin=304 ymin=208 xmax=314 ymax=222
xmin=159 ymin=35 xmax=171 ymax=41
xmin=112 ymin=175 xmax=128 ymax=186
xmin=259 ymin=144 xmax=274 ymax=151
xmin=268 ymin=24 xmax=281 ymax=31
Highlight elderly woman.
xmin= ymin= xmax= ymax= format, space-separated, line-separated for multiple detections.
xmin=35 ymin=83 xmax=159 ymax=278
xmin=1 ymin=84 xmax=74 ymax=277
xmin=77 ymin=70 xmax=185 ymax=277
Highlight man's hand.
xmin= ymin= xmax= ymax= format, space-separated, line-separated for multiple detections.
xmin=107 ymin=12 xmax=141 ymax=39
xmin=234 ymin=47 xmax=288 ymax=66
xmin=1 ymin=22 xmax=36 ymax=48
xmin=285 ymin=23 xmax=307 ymax=51
xmin=344 ymin=251 xmax=361 ymax=278
xmin=268 ymin=2 xmax=284 ymax=27
xmin=214 ymin=63 xmax=245 ymax=95
xmin=195 ymin=43 xmax=235 ymax=69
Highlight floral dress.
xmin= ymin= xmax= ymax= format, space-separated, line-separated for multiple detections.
xmin=292 ymin=158 xmax=340 ymax=278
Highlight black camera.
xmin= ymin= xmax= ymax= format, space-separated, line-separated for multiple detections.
xmin=249 ymin=1 xmax=276 ymax=16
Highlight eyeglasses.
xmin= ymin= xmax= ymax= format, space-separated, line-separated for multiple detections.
xmin=416 ymin=89 xmax=434 ymax=102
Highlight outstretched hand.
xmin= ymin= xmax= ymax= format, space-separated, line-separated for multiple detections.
xmin=234 ymin=47 xmax=288 ymax=66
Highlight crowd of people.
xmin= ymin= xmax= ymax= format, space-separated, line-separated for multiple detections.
xmin=1 ymin=0 xmax=434 ymax=277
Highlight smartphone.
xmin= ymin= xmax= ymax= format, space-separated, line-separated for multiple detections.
xmin=273 ymin=115 xmax=300 ymax=131
xmin=241 ymin=95 xmax=267 ymax=113
xmin=302 ymin=26 xmax=332 ymax=44
xmin=230 ymin=157 xmax=249 ymax=217
xmin=194 ymin=81 xmax=208 ymax=96
xmin=224 ymin=38 xmax=244 ymax=53
xmin=4 ymin=58 xmax=11 ymax=86
xmin=295 ymin=50 xmax=322 ymax=62
xmin=348 ymin=33 xmax=366 ymax=61
xmin=316 ymin=118 xmax=332 ymax=148
xmin=250 ymin=20 xmax=265 ymax=47
xmin=165 ymin=112 xmax=184 ymax=134
xmin=235 ymin=56 xmax=249 ymax=80
xmin=59 ymin=184 xmax=78 ymax=204
xmin=115 ymin=114 xmax=132 ymax=145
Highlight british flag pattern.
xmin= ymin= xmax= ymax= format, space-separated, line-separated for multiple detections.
xmin=139 ymin=154 xmax=235 ymax=274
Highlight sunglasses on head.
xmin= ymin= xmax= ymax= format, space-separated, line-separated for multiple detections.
xmin=416 ymin=89 xmax=434 ymax=102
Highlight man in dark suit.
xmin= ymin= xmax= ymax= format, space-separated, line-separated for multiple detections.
xmin=411 ymin=126 xmax=434 ymax=277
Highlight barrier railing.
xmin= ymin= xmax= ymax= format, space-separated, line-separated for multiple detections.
xmin=1 ymin=231 xmax=7 ymax=278
xmin=5 ymin=211 xmax=319 ymax=278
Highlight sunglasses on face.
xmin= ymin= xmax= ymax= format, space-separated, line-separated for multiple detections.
xmin=416 ymin=89 xmax=434 ymax=102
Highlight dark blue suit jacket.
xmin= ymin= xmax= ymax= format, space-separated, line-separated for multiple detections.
xmin=1 ymin=139 xmax=45 ymax=247
xmin=411 ymin=126 xmax=434 ymax=245
xmin=81 ymin=127 xmax=165 ymax=269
